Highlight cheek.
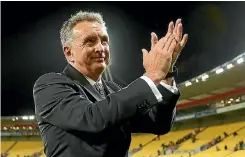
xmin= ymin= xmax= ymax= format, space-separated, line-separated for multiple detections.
xmin=85 ymin=46 xmax=94 ymax=56
xmin=73 ymin=47 xmax=92 ymax=63
xmin=105 ymin=47 xmax=110 ymax=59
xmin=105 ymin=48 xmax=110 ymax=64
xmin=74 ymin=51 xmax=84 ymax=62
xmin=85 ymin=47 xmax=95 ymax=59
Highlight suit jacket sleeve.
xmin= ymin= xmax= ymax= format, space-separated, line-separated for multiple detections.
xmin=33 ymin=73 xmax=160 ymax=133
xmin=127 ymin=84 xmax=180 ymax=135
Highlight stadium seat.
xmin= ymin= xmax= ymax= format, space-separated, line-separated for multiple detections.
xmin=132 ymin=129 xmax=194 ymax=157
xmin=8 ymin=141 xmax=44 ymax=157
xmin=130 ymin=134 xmax=156 ymax=150
xmin=191 ymin=150 xmax=232 ymax=157
xmin=1 ymin=141 xmax=15 ymax=153
xmin=2 ymin=122 xmax=244 ymax=157
xmin=206 ymin=127 xmax=245 ymax=152
xmin=159 ymin=153 xmax=189 ymax=157
xmin=177 ymin=122 xmax=245 ymax=151
xmin=226 ymin=150 xmax=245 ymax=157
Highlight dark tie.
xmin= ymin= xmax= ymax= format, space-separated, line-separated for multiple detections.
xmin=93 ymin=82 xmax=106 ymax=99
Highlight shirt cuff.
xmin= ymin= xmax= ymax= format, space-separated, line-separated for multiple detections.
xmin=160 ymin=79 xmax=179 ymax=94
xmin=140 ymin=76 xmax=163 ymax=102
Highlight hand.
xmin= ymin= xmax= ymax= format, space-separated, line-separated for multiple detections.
xmin=171 ymin=19 xmax=188 ymax=70
xmin=143 ymin=22 xmax=177 ymax=85
xmin=151 ymin=19 xmax=188 ymax=72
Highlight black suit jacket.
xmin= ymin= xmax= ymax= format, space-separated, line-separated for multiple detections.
xmin=33 ymin=64 xmax=180 ymax=157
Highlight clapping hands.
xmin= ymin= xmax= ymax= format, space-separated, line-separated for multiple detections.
xmin=143 ymin=19 xmax=188 ymax=85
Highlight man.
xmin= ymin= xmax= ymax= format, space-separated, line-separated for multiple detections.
xmin=33 ymin=11 xmax=188 ymax=157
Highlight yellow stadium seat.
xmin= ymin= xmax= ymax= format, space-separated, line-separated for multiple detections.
xmin=191 ymin=150 xmax=232 ymax=157
xmin=8 ymin=141 xmax=44 ymax=157
xmin=206 ymin=128 xmax=245 ymax=152
xmin=159 ymin=153 xmax=189 ymax=157
xmin=178 ymin=122 xmax=245 ymax=151
xmin=226 ymin=150 xmax=245 ymax=157
xmin=132 ymin=129 xmax=194 ymax=157
xmin=2 ymin=121 xmax=244 ymax=157
xmin=130 ymin=134 xmax=156 ymax=150
xmin=1 ymin=141 xmax=15 ymax=153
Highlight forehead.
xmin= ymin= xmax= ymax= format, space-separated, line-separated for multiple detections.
xmin=72 ymin=21 xmax=108 ymax=37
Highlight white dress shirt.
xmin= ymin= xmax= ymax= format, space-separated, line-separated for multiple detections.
xmin=85 ymin=76 xmax=178 ymax=102
xmin=140 ymin=76 xmax=179 ymax=102
xmin=86 ymin=76 xmax=102 ymax=86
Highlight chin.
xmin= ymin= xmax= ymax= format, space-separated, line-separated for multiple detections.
xmin=93 ymin=62 xmax=106 ymax=73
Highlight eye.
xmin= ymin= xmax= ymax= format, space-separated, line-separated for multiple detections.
xmin=101 ymin=40 xmax=108 ymax=46
xmin=86 ymin=38 xmax=96 ymax=43
xmin=101 ymin=37 xmax=109 ymax=45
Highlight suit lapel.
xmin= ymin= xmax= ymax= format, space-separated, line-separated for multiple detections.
xmin=63 ymin=64 xmax=103 ymax=102
xmin=102 ymin=79 xmax=114 ymax=95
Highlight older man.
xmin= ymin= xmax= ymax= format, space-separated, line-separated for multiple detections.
xmin=33 ymin=11 xmax=187 ymax=157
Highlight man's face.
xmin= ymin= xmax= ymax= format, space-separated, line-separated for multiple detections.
xmin=65 ymin=21 xmax=110 ymax=75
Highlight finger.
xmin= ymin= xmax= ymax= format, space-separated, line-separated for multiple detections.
xmin=157 ymin=32 xmax=171 ymax=50
xmin=151 ymin=32 xmax=158 ymax=50
xmin=160 ymin=33 xmax=172 ymax=49
xmin=172 ymin=47 xmax=180 ymax=62
xmin=167 ymin=21 xmax=174 ymax=34
xmin=157 ymin=22 xmax=174 ymax=49
xmin=165 ymin=22 xmax=174 ymax=43
xmin=168 ymin=38 xmax=177 ymax=53
xmin=173 ymin=34 xmax=187 ymax=60
xmin=163 ymin=34 xmax=175 ymax=52
xmin=174 ymin=19 xmax=181 ymax=34
xmin=180 ymin=34 xmax=188 ymax=49
xmin=175 ymin=23 xmax=183 ymax=42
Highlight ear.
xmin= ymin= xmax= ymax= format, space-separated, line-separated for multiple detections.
xmin=64 ymin=46 xmax=74 ymax=63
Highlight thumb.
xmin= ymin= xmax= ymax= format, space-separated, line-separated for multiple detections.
xmin=142 ymin=49 xmax=148 ymax=55
xmin=142 ymin=48 xmax=149 ymax=67
xmin=142 ymin=48 xmax=149 ymax=56
xmin=151 ymin=32 xmax=158 ymax=50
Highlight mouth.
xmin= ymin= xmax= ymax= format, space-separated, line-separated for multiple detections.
xmin=93 ymin=57 xmax=105 ymax=62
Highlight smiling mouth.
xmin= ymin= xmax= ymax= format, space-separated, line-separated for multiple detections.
xmin=93 ymin=57 xmax=105 ymax=62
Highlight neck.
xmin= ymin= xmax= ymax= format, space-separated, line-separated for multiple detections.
xmin=85 ymin=72 xmax=101 ymax=82
xmin=71 ymin=63 xmax=103 ymax=82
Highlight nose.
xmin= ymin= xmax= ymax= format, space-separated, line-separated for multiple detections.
xmin=94 ymin=41 xmax=105 ymax=54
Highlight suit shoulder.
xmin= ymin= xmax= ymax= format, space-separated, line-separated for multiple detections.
xmin=105 ymin=80 xmax=122 ymax=90
xmin=34 ymin=72 xmax=72 ymax=87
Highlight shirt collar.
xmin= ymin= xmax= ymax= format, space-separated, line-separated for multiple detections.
xmin=85 ymin=76 xmax=102 ymax=86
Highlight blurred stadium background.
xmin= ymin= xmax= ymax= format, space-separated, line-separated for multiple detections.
xmin=1 ymin=52 xmax=244 ymax=157
xmin=2 ymin=2 xmax=245 ymax=157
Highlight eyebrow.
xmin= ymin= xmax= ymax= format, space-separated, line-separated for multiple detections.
xmin=100 ymin=35 xmax=109 ymax=42
xmin=83 ymin=33 xmax=109 ymax=42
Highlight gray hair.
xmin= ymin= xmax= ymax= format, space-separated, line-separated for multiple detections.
xmin=60 ymin=11 xmax=107 ymax=48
